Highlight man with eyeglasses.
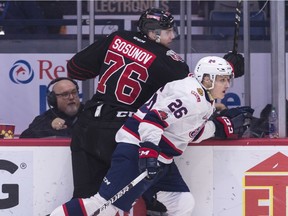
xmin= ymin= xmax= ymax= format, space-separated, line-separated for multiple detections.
xmin=19 ymin=77 xmax=84 ymax=138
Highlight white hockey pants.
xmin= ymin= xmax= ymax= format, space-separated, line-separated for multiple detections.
xmin=157 ymin=191 xmax=195 ymax=216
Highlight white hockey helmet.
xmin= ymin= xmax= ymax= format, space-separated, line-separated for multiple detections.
xmin=194 ymin=56 xmax=234 ymax=90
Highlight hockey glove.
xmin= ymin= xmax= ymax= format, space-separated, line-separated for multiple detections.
xmin=213 ymin=106 xmax=254 ymax=138
xmin=138 ymin=141 xmax=160 ymax=180
xmin=224 ymin=52 xmax=244 ymax=78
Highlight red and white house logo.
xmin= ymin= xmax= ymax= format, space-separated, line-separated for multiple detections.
xmin=243 ymin=152 xmax=288 ymax=216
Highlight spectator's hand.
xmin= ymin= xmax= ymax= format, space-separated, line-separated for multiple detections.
xmin=51 ymin=117 xmax=67 ymax=130
xmin=138 ymin=141 xmax=160 ymax=180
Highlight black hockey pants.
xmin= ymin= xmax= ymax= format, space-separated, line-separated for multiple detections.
xmin=70 ymin=100 xmax=135 ymax=198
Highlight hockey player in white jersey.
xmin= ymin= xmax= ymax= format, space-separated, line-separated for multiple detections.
xmin=50 ymin=56 xmax=253 ymax=216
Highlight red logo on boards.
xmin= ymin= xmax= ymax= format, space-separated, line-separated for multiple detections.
xmin=243 ymin=152 xmax=288 ymax=216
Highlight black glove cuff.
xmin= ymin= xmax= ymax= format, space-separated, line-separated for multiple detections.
xmin=212 ymin=119 xmax=228 ymax=139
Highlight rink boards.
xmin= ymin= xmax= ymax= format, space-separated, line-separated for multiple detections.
xmin=0 ymin=138 xmax=287 ymax=216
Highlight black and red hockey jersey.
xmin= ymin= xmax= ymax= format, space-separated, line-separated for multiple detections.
xmin=67 ymin=30 xmax=190 ymax=109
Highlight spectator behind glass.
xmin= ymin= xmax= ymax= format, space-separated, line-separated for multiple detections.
xmin=20 ymin=78 xmax=83 ymax=138
xmin=2 ymin=0 xmax=48 ymax=34
xmin=38 ymin=1 xmax=64 ymax=34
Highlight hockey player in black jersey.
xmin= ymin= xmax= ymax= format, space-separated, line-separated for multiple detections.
xmin=65 ymin=7 xmax=190 ymax=215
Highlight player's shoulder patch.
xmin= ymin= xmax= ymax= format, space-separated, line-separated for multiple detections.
xmin=158 ymin=110 xmax=168 ymax=120
xmin=197 ymin=88 xmax=204 ymax=96
xmin=166 ymin=50 xmax=184 ymax=62
xmin=191 ymin=90 xmax=201 ymax=102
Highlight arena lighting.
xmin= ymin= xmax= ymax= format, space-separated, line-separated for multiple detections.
xmin=0 ymin=27 xmax=4 ymax=35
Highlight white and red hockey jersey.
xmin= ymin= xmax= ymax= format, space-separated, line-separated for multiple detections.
xmin=115 ymin=75 xmax=216 ymax=164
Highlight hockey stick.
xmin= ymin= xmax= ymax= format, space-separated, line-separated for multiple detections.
xmin=223 ymin=0 xmax=244 ymax=78
xmin=233 ymin=0 xmax=242 ymax=54
xmin=92 ymin=170 xmax=148 ymax=216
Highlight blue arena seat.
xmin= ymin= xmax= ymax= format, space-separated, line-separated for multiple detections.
xmin=209 ymin=10 xmax=267 ymax=37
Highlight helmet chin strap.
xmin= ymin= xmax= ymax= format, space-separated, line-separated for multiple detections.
xmin=206 ymin=90 xmax=215 ymax=101
xmin=201 ymin=81 xmax=215 ymax=102
xmin=155 ymin=35 xmax=161 ymax=43
xmin=154 ymin=29 xmax=161 ymax=43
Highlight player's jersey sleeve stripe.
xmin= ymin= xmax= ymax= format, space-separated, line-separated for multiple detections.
xmin=62 ymin=198 xmax=88 ymax=216
xmin=161 ymin=135 xmax=183 ymax=154
xmin=156 ymin=136 xmax=183 ymax=158
xmin=142 ymin=109 xmax=168 ymax=129
xmin=67 ymin=58 xmax=97 ymax=79
xmin=122 ymin=125 xmax=140 ymax=140
xmin=159 ymin=152 xmax=173 ymax=160
xmin=141 ymin=119 xmax=163 ymax=130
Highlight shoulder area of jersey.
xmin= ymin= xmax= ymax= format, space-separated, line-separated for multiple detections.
xmin=166 ymin=49 xmax=185 ymax=62
xmin=186 ymin=74 xmax=206 ymax=102
xmin=170 ymin=73 xmax=201 ymax=88
xmin=186 ymin=73 xmax=202 ymax=84
xmin=182 ymin=73 xmax=204 ymax=89
xmin=123 ymin=31 xmax=150 ymax=44
xmin=108 ymin=30 xmax=140 ymax=40
xmin=166 ymin=75 xmax=205 ymax=102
